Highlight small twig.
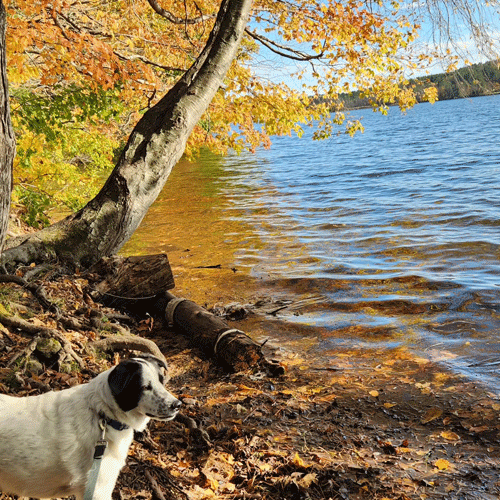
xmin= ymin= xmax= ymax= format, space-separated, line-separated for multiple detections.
xmin=0 ymin=327 xmax=13 ymax=341
xmin=145 ymin=470 xmax=167 ymax=500
xmin=266 ymin=305 xmax=288 ymax=316
xmin=243 ymin=408 xmax=257 ymax=423
xmin=113 ymin=50 xmax=182 ymax=73
xmin=310 ymin=366 xmax=343 ymax=372
xmin=146 ymin=0 xmax=214 ymax=24
xmin=143 ymin=464 xmax=188 ymax=499
xmin=245 ymin=28 xmax=325 ymax=61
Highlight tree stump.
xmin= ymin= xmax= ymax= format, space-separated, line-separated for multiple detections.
xmin=90 ymin=254 xmax=174 ymax=317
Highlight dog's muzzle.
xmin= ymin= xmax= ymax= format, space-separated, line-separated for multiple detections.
xmin=147 ymin=398 xmax=182 ymax=421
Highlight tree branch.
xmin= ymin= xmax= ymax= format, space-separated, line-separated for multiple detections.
xmin=113 ymin=51 xmax=184 ymax=73
xmin=245 ymin=28 xmax=324 ymax=61
xmin=146 ymin=0 xmax=215 ymax=24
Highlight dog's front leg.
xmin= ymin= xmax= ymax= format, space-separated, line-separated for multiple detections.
xmin=90 ymin=455 xmax=125 ymax=500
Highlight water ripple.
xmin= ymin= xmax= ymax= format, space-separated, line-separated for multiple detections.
xmin=222 ymin=95 xmax=500 ymax=389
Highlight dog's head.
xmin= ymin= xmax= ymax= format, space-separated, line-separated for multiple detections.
xmin=107 ymin=355 xmax=181 ymax=421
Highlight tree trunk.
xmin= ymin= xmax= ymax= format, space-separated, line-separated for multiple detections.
xmin=2 ymin=0 xmax=252 ymax=270
xmin=0 ymin=0 xmax=15 ymax=254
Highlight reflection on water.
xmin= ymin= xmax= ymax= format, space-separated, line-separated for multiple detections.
xmin=123 ymin=157 xmax=264 ymax=307
xmin=126 ymin=95 xmax=500 ymax=390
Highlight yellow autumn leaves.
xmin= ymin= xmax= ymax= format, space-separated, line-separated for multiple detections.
xmin=6 ymin=0 xmax=435 ymax=151
xmin=5 ymin=0 xmax=438 ymax=223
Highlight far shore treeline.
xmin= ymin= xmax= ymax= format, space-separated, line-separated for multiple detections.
xmin=335 ymin=60 xmax=500 ymax=110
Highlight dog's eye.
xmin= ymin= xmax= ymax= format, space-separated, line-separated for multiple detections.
xmin=143 ymin=382 xmax=153 ymax=391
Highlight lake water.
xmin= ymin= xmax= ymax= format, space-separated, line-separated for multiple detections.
xmin=127 ymin=94 xmax=500 ymax=390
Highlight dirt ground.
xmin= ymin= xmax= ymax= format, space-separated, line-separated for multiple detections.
xmin=1 ymin=269 xmax=500 ymax=500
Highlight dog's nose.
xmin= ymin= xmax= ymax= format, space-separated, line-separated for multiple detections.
xmin=171 ymin=399 xmax=182 ymax=411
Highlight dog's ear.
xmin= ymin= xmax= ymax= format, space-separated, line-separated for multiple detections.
xmin=135 ymin=354 xmax=167 ymax=371
xmin=108 ymin=360 xmax=143 ymax=412
xmin=133 ymin=354 xmax=168 ymax=383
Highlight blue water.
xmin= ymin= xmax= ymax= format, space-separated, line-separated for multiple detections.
xmin=219 ymin=95 xmax=500 ymax=387
xmin=133 ymin=94 xmax=500 ymax=389
xmin=224 ymin=96 xmax=500 ymax=287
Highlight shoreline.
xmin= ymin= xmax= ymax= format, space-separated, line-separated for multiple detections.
xmin=1 ymin=257 xmax=500 ymax=500
xmin=3 ymin=202 xmax=500 ymax=499
xmin=123 ymin=154 xmax=500 ymax=395
xmin=154 ymin=263 xmax=500 ymax=498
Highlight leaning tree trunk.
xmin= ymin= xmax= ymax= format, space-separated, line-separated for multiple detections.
xmin=2 ymin=0 xmax=252 ymax=270
xmin=0 ymin=0 xmax=15 ymax=254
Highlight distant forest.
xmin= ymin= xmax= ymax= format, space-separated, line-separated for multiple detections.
xmin=338 ymin=60 xmax=500 ymax=110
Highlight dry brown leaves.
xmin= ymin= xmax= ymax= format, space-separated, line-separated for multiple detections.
xmin=1 ymin=276 xmax=500 ymax=500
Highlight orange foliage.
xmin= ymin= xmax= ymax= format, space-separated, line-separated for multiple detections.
xmin=6 ymin=0 xmax=428 ymax=154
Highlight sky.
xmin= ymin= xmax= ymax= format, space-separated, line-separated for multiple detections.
xmin=247 ymin=0 xmax=500 ymax=93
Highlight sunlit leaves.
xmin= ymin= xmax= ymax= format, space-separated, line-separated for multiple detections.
xmin=7 ymin=0 xmax=430 ymax=149
xmin=422 ymin=85 xmax=439 ymax=103
xmin=6 ymin=0 xmax=435 ymax=223
xmin=11 ymin=84 xmax=123 ymax=141
xmin=421 ymin=407 xmax=443 ymax=424
xmin=434 ymin=458 xmax=451 ymax=470
xmin=11 ymin=94 xmax=119 ymax=226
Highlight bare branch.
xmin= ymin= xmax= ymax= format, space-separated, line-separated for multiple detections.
xmin=113 ymin=51 xmax=184 ymax=73
xmin=146 ymin=0 xmax=215 ymax=24
xmin=56 ymin=11 xmax=82 ymax=34
xmin=245 ymin=28 xmax=324 ymax=61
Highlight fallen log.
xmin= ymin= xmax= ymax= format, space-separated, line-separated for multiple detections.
xmin=164 ymin=292 xmax=283 ymax=375
xmin=90 ymin=254 xmax=284 ymax=376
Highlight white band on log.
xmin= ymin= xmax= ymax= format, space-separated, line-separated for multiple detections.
xmin=165 ymin=298 xmax=187 ymax=327
xmin=214 ymin=328 xmax=243 ymax=355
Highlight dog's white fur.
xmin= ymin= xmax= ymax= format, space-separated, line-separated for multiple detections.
xmin=0 ymin=355 xmax=181 ymax=500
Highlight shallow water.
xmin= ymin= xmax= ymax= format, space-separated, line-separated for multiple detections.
xmin=126 ymin=95 xmax=500 ymax=390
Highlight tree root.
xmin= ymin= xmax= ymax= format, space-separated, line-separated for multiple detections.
xmin=175 ymin=413 xmax=211 ymax=448
xmin=0 ymin=273 xmax=59 ymax=313
xmin=89 ymin=334 xmax=165 ymax=361
xmin=59 ymin=311 xmax=130 ymax=336
xmin=0 ymin=315 xmax=84 ymax=368
xmin=1 ymin=313 xmax=165 ymax=374
xmin=7 ymin=335 xmax=40 ymax=368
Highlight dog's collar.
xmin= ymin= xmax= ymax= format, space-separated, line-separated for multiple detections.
xmin=98 ymin=411 xmax=130 ymax=432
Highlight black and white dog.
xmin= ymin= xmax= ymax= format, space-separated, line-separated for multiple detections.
xmin=0 ymin=355 xmax=181 ymax=500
